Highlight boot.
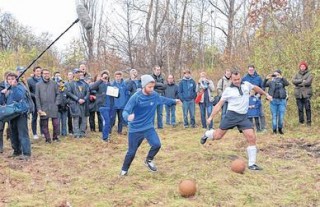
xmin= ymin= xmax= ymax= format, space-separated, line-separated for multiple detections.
xmin=278 ymin=128 xmax=284 ymax=134
xmin=273 ymin=129 xmax=277 ymax=134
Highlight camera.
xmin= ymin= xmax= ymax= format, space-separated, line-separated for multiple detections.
xmin=271 ymin=74 xmax=276 ymax=77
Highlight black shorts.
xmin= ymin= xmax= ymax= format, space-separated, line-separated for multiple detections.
xmin=219 ymin=111 xmax=253 ymax=131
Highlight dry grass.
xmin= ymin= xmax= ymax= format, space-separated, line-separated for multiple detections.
xmin=0 ymin=108 xmax=320 ymax=207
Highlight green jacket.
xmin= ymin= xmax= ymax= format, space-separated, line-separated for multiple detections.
xmin=292 ymin=70 xmax=313 ymax=99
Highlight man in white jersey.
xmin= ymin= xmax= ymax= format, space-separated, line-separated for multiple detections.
xmin=200 ymin=68 xmax=272 ymax=170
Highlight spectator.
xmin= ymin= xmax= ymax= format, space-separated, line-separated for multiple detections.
xmin=112 ymin=71 xmax=129 ymax=135
xmin=126 ymin=69 xmax=142 ymax=97
xmin=178 ymin=69 xmax=197 ymax=128
xmin=66 ymin=71 xmax=74 ymax=135
xmin=0 ymin=71 xmax=11 ymax=153
xmin=247 ymin=89 xmax=261 ymax=132
xmin=85 ymin=76 xmax=97 ymax=132
xmin=79 ymin=63 xmax=91 ymax=78
xmin=164 ymin=74 xmax=179 ymax=127
xmin=196 ymin=72 xmax=215 ymax=129
xmin=264 ymin=69 xmax=289 ymax=134
xmin=66 ymin=69 xmax=90 ymax=138
xmin=27 ymin=66 xmax=43 ymax=139
xmin=35 ymin=69 xmax=61 ymax=143
xmin=90 ymin=70 xmax=114 ymax=141
xmin=1 ymin=72 xmax=31 ymax=160
xmin=151 ymin=65 xmax=166 ymax=129
xmin=242 ymin=65 xmax=266 ymax=131
xmin=216 ymin=69 xmax=232 ymax=120
xmin=57 ymin=80 xmax=69 ymax=136
xmin=292 ymin=61 xmax=313 ymax=126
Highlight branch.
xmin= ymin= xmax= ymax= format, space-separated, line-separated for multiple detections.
xmin=208 ymin=0 xmax=228 ymax=18
xmin=213 ymin=25 xmax=228 ymax=37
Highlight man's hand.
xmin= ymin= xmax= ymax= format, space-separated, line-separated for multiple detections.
xmin=78 ymin=99 xmax=85 ymax=104
xmin=1 ymin=89 xmax=7 ymax=94
xmin=266 ymin=94 xmax=273 ymax=101
xmin=128 ymin=114 xmax=135 ymax=122
xmin=175 ymin=99 xmax=181 ymax=104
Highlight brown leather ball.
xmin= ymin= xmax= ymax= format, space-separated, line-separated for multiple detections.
xmin=179 ymin=179 xmax=197 ymax=197
xmin=231 ymin=159 xmax=246 ymax=174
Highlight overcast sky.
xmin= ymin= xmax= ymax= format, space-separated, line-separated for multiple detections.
xmin=1 ymin=0 xmax=80 ymax=50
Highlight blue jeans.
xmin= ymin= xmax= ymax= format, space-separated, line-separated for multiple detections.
xmin=165 ymin=105 xmax=176 ymax=125
xmin=99 ymin=107 xmax=114 ymax=140
xmin=9 ymin=113 xmax=31 ymax=156
xmin=270 ymin=99 xmax=287 ymax=130
xmin=199 ymin=103 xmax=213 ymax=129
xmin=121 ymin=128 xmax=161 ymax=171
xmin=58 ymin=111 xmax=68 ymax=136
xmin=155 ymin=104 xmax=163 ymax=128
xmin=182 ymin=100 xmax=195 ymax=127
xmin=112 ymin=109 xmax=124 ymax=133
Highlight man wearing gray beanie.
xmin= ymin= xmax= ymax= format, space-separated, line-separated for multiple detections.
xmin=120 ymin=74 xmax=180 ymax=176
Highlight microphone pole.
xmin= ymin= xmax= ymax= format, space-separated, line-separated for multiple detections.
xmin=17 ymin=18 xmax=80 ymax=80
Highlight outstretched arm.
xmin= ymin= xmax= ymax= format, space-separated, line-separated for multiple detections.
xmin=253 ymin=85 xmax=273 ymax=101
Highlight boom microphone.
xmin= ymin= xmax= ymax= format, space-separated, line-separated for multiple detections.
xmin=76 ymin=4 xmax=93 ymax=30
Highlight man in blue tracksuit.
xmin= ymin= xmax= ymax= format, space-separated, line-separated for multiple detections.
xmin=120 ymin=75 xmax=180 ymax=176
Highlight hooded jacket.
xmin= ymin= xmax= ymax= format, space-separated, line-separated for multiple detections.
xmin=292 ymin=69 xmax=313 ymax=99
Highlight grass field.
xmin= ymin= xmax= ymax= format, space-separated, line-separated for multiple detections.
xmin=0 ymin=107 xmax=320 ymax=207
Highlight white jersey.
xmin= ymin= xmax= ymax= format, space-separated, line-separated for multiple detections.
xmin=221 ymin=81 xmax=254 ymax=114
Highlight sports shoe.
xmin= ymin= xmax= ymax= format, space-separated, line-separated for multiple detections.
xmin=33 ymin=134 xmax=39 ymax=139
xmin=248 ymin=164 xmax=263 ymax=171
xmin=120 ymin=170 xmax=128 ymax=176
xmin=144 ymin=160 xmax=157 ymax=172
xmin=200 ymin=135 xmax=208 ymax=145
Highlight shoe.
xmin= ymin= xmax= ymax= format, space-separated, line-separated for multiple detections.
xmin=120 ymin=170 xmax=128 ymax=176
xmin=191 ymin=125 xmax=196 ymax=128
xmin=102 ymin=138 xmax=109 ymax=142
xmin=278 ymin=128 xmax=284 ymax=134
xmin=200 ymin=135 xmax=208 ymax=145
xmin=0 ymin=149 xmax=3 ymax=153
xmin=273 ymin=129 xmax=277 ymax=134
xmin=18 ymin=155 xmax=30 ymax=161
xmin=53 ymin=138 xmax=61 ymax=142
xmin=45 ymin=139 xmax=52 ymax=144
xmin=248 ymin=164 xmax=263 ymax=171
xmin=33 ymin=134 xmax=39 ymax=139
xmin=144 ymin=160 xmax=157 ymax=172
xmin=184 ymin=125 xmax=189 ymax=128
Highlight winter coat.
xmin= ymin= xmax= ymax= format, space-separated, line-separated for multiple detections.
xmin=164 ymin=83 xmax=179 ymax=99
xmin=35 ymin=80 xmax=60 ymax=118
xmin=217 ymin=76 xmax=232 ymax=96
xmin=151 ymin=73 xmax=166 ymax=95
xmin=292 ymin=70 xmax=313 ymax=99
xmin=178 ymin=77 xmax=197 ymax=101
xmin=126 ymin=79 xmax=142 ymax=97
xmin=242 ymin=72 xmax=264 ymax=88
xmin=264 ymin=77 xmax=289 ymax=99
xmin=112 ymin=79 xmax=129 ymax=109
xmin=66 ymin=80 xmax=90 ymax=117
xmin=27 ymin=76 xmax=42 ymax=108
xmin=196 ymin=79 xmax=215 ymax=103
xmin=247 ymin=96 xmax=261 ymax=118
xmin=90 ymin=80 xmax=114 ymax=109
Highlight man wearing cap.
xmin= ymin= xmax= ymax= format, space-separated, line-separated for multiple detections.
xmin=120 ymin=75 xmax=180 ymax=176
xmin=66 ymin=69 xmax=90 ymax=138
xmin=264 ymin=69 xmax=289 ymax=134
xmin=292 ymin=61 xmax=313 ymax=126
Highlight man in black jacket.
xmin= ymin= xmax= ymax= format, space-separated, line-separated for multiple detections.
xmin=151 ymin=65 xmax=166 ymax=129
xmin=27 ymin=66 xmax=42 ymax=139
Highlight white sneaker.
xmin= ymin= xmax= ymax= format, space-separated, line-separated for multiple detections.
xmin=120 ymin=170 xmax=128 ymax=176
xmin=33 ymin=134 xmax=39 ymax=139
xmin=144 ymin=160 xmax=157 ymax=172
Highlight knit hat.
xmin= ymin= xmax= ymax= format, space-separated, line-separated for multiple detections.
xmin=16 ymin=66 xmax=25 ymax=73
xmin=141 ymin=75 xmax=155 ymax=88
xmin=299 ymin=61 xmax=308 ymax=69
